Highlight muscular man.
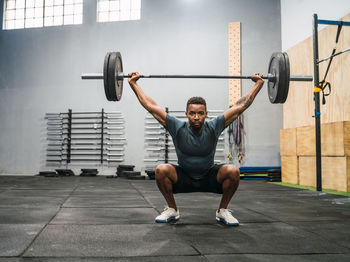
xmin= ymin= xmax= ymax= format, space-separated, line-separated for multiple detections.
xmin=128 ymin=72 xmax=264 ymax=226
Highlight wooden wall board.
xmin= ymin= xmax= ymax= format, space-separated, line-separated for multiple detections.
xmin=342 ymin=22 xmax=350 ymax=121
xmin=345 ymin=122 xmax=350 ymax=156
xmin=228 ymin=22 xmax=241 ymax=107
xmin=296 ymin=121 xmax=350 ymax=156
xmin=280 ymin=128 xmax=296 ymax=156
xmin=284 ymin=13 xmax=350 ymax=129
xmin=299 ymin=156 xmax=349 ymax=192
xmin=281 ymin=156 xmax=299 ymax=184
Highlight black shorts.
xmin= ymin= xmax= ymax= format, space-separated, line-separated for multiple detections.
xmin=171 ymin=164 xmax=224 ymax=194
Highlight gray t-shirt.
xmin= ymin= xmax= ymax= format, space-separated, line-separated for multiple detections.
xmin=165 ymin=114 xmax=226 ymax=180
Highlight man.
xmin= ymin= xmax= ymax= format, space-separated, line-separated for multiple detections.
xmin=128 ymin=72 xmax=264 ymax=226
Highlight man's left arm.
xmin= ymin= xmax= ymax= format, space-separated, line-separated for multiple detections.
xmin=224 ymin=73 xmax=264 ymax=127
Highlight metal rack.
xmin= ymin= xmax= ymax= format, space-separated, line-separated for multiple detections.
xmin=312 ymin=14 xmax=350 ymax=191
xmin=45 ymin=109 xmax=126 ymax=167
xmin=143 ymin=108 xmax=226 ymax=170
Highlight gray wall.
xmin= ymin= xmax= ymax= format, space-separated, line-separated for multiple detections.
xmin=281 ymin=0 xmax=350 ymax=51
xmin=0 ymin=0 xmax=282 ymax=175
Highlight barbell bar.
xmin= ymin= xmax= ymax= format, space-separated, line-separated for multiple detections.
xmin=81 ymin=51 xmax=313 ymax=104
xmin=82 ymin=73 xmax=311 ymax=81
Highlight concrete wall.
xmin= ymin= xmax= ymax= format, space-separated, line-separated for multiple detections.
xmin=0 ymin=0 xmax=282 ymax=175
xmin=281 ymin=0 xmax=350 ymax=51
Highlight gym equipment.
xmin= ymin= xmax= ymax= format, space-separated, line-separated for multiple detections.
xmin=80 ymin=169 xmax=99 ymax=177
xmin=145 ymin=169 xmax=155 ymax=180
xmin=81 ymin=51 xmax=313 ymax=103
xmin=55 ymin=169 xmax=75 ymax=176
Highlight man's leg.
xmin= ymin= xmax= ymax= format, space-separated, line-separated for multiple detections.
xmin=216 ymin=164 xmax=240 ymax=210
xmin=155 ymin=164 xmax=178 ymax=210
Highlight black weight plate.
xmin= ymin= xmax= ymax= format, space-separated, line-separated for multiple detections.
xmin=115 ymin=52 xmax=123 ymax=101
xmin=279 ymin=52 xmax=290 ymax=103
xmin=127 ymin=176 xmax=146 ymax=180
xmin=276 ymin=52 xmax=288 ymax=103
xmin=118 ymin=164 xmax=135 ymax=169
xmin=145 ymin=169 xmax=156 ymax=180
xmin=80 ymin=172 xmax=97 ymax=177
xmin=81 ymin=169 xmax=98 ymax=173
xmin=117 ymin=168 xmax=134 ymax=174
xmin=103 ymin=52 xmax=112 ymax=101
xmin=123 ymin=171 xmax=141 ymax=177
xmin=267 ymin=169 xmax=281 ymax=173
xmin=38 ymin=171 xmax=57 ymax=176
xmin=268 ymin=52 xmax=286 ymax=104
xmin=116 ymin=171 xmax=128 ymax=178
xmin=56 ymin=169 xmax=75 ymax=176
xmin=44 ymin=173 xmax=59 ymax=177
xmin=107 ymin=52 xmax=118 ymax=101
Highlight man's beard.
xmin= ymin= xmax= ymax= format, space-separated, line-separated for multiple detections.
xmin=190 ymin=121 xmax=203 ymax=131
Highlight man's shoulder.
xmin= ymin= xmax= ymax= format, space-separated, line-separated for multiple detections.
xmin=207 ymin=115 xmax=225 ymax=127
xmin=167 ymin=114 xmax=185 ymax=124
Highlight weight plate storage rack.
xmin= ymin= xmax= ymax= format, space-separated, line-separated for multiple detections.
xmin=45 ymin=109 xmax=126 ymax=167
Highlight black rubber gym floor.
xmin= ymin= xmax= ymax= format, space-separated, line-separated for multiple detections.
xmin=0 ymin=176 xmax=349 ymax=261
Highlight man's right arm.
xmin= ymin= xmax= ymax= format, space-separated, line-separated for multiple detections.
xmin=128 ymin=72 xmax=167 ymax=126
xmin=223 ymin=73 xmax=264 ymax=127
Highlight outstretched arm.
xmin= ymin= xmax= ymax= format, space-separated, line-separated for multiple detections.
xmin=224 ymin=73 xmax=264 ymax=127
xmin=128 ymin=72 xmax=167 ymax=126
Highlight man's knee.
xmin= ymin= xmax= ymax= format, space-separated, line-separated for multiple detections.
xmin=219 ymin=165 xmax=240 ymax=182
xmin=155 ymin=164 xmax=174 ymax=180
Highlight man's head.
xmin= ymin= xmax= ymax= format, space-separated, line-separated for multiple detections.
xmin=185 ymin=97 xmax=208 ymax=131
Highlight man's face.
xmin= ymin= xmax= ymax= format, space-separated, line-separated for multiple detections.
xmin=186 ymin=104 xmax=207 ymax=131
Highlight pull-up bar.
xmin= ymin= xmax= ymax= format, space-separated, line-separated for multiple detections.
xmin=317 ymin=19 xmax=350 ymax=26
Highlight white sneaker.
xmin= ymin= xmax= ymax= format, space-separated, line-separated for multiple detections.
xmin=216 ymin=208 xmax=239 ymax=226
xmin=155 ymin=206 xmax=180 ymax=223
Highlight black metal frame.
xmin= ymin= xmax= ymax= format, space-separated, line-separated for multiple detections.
xmin=100 ymin=109 xmax=105 ymax=164
xmin=312 ymin=14 xmax=350 ymax=191
xmin=67 ymin=109 xmax=73 ymax=164
xmin=165 ymin=107 xmax=169 ymax=164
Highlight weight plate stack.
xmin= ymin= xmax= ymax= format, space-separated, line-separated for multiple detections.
xmin=123 ymin=171 xmax=145 ymax=180
xmin=127 ymin=175 xmax=146 ymax=180
xmin=145 ymin=169 xmax=156 ymax=180
xmin=266 ymin=168 xmax=281 ymax=182
xmin=80 ymin=169 xmax=99 ymax=177
xmin=55 ymin=169 xmax=75 ymax=176
xmin=37 ymin=171 xmax=58 ymax=177
xmin=116 ymin=164 xmax=135 ymax=178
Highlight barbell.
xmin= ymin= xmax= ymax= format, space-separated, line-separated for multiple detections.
xmin=81 ymin=51 xmax=313 ymax=103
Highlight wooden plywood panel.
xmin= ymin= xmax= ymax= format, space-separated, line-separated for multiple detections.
xmin=296 ymin=121 xmax=348 ymax=156
xmin=284 ymin=13 xmax=350 ymax=129
xmin=228 ymin=22 xmax=241 ymax=107
xmin=341 ymin=15 xmax=350 ymax=121
xmin=299 ymin=156 xmax=349 ymax=192
xmin=280 ymin=128 xmax=296 ymax=156
xmin=345 ymin=122 xmax=350 ymax=156
xmin=299 ymin=157 xmax=316 ymax=187
xmin=322 ymin=122 xmax=345 ymax=156
xmin=322 ymin=157 xmax=348 ymax=192
xmin=281 ymin=156 xmax=299 ymax=184
xmin=348 ymin=157 xmax=350 ymax=192
xmin=284 ymin=39 xmax=314 ymax=129
xmin=297 ymin=126 xmax=315 ymax=156
xmin=318 ymin=22 xmax=344 ymax=124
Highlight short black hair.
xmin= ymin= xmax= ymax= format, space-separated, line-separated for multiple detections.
xmin=186 ymin=96 xmax=207 ymax=112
